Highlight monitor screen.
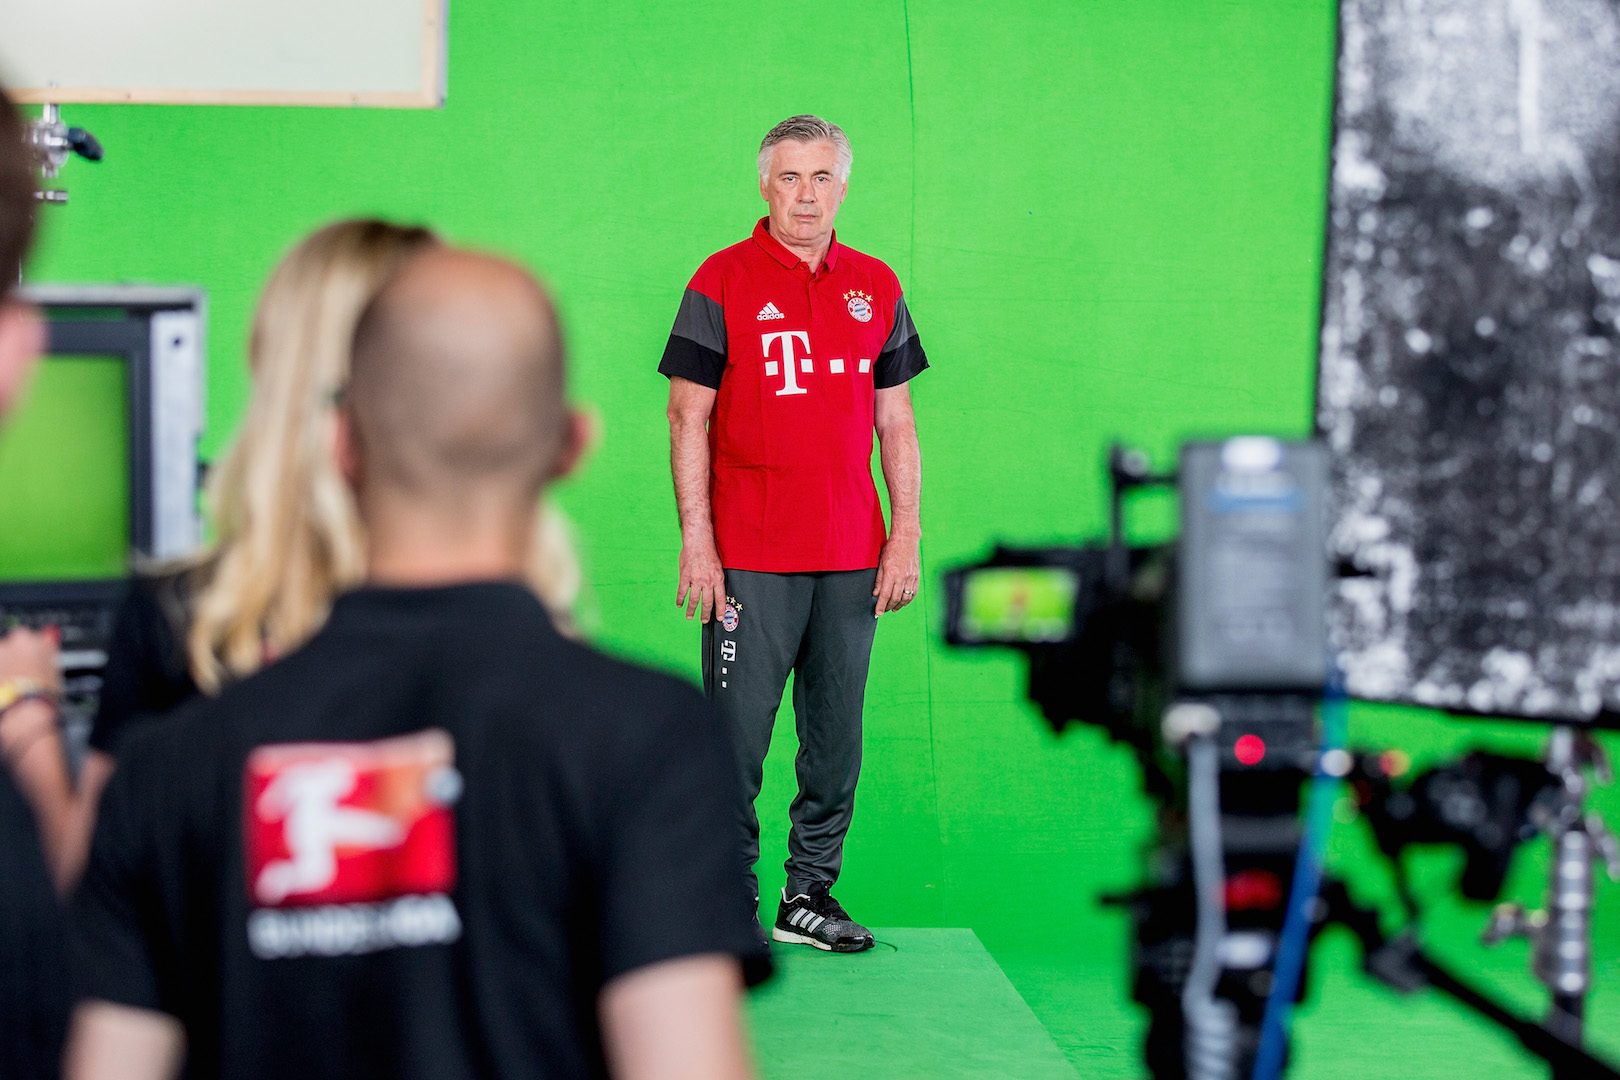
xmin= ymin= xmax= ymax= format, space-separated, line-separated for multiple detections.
xmin=0 ymin=354 xmax=131 ymax=581
xmin=957 ymin=566 xmax=1080 ymax=644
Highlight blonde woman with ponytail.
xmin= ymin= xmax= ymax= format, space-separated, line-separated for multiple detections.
xmin=188 ymin=219 xmax=436 ymax=690
xmin=52 ymin=219 xmax=582 ymax=890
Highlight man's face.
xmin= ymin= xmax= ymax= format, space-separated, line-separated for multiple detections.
xmin=759 ymin=140 xmax=848 ymax=252
xmin=0 ymin=299 xmax=43 ymax=420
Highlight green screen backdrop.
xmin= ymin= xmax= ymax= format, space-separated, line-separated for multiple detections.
xmin=23 ymin=2 xmax=1620 ymax=1075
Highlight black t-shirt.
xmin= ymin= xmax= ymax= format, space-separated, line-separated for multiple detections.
xmin=91 ymin=570 xmax=202 ymax=757
xmin=0 ymin=769 xmax=70 ymax=1080
xmin=73 ymin=582 xmax=769 ymax=1080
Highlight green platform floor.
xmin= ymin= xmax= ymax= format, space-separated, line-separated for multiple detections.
xmin=748 ymin=928 xmax=1079 ymax=1079
xmin=746 ymin=920 xmax=1620 ymax=1079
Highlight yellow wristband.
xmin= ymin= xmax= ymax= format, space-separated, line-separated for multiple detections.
xmin=0 ymin=681 xmax=60 ymax=767
xmin=0 ymin=677 xmax=55 ymax=715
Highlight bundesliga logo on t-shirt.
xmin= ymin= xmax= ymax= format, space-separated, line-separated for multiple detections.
xmin=243 ymin=729 xmax=463 ymax=959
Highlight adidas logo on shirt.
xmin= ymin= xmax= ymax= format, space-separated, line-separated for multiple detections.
xmin=756 ymin=302 xmax=785 ymax=321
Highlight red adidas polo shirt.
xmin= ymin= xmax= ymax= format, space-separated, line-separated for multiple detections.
xmin=660 ymin=218 xmax=928 ymax=573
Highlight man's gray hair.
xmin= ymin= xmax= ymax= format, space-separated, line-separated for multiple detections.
xmin=757 ymin=115 xmax=852 ymax=182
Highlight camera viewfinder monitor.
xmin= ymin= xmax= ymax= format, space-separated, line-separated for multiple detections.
xmin=955 ymin=565 xmax=1082 ymax=645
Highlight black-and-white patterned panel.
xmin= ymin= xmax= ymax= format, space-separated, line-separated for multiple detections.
xmin=1318 ymin=0 xmax=1620 ymax=719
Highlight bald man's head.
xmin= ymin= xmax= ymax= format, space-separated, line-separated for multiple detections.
xmin=346 ymin=248 xmax=569 ymax=512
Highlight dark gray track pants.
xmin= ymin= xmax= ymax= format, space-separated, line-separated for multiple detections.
xmin=703 ymin=567 xmax=879 ymax=902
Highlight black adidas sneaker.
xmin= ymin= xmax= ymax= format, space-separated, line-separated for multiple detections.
xmin=773 ymin=884 xmax=875 ymax=952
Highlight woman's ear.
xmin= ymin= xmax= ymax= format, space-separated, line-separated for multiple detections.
xmin=332 ymin=407 xmax=363 ymax=491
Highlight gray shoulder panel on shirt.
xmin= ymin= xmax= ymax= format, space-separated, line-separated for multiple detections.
xmin=671 ymin=288 xmax=727 ymax=354
xmin=882 ymin=294 xmax=919 ymax=352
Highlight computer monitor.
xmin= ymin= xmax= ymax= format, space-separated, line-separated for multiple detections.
xmin=0 ymin=352 xmax=131 ymax=581
xmin=0 ymin=286 xmax=204 ymax=684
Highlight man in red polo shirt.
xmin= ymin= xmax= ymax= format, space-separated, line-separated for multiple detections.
xmin=660 ymin=115 xmax=927 ymax=953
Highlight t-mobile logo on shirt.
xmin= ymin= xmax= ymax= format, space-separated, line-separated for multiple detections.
xmin=761 ymin=331 xmax=873 ymax=397
xmin=243 ymin=729 xmax=463 ymax=959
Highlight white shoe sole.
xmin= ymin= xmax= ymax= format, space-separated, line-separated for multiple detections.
xmin=772 ymin=926 xmax=874 ymax=952
xmin=772 ymin=927 xmax=834 ymax=950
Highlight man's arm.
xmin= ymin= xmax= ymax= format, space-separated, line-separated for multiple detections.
xmin=667 ymin=376 xmax=726 ymax=624
xmin=873 ymin=383 xmax=922 ymax=615
xmin=64 ymin=1001 xmax=185 ymax=1080
xmin=0 ymin=627 xmax=110 ymax=893
xmin=599 ymin=954 xmax=753 ymax=1080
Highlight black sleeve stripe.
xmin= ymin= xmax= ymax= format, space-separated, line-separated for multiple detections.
xmin=873 ymin=336 xmax=929 ymax=389
xmin=659 ymin=337 xmax=726 ymax=389
xmin=882 ymin=294 xmax=919 ymax=353
xmin=669 ymin=288 xmax=727 ymax=355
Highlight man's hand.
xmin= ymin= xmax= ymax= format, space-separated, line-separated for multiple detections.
xmin=668 ymin=377 xmax=725 ymax=623
xmin=874 ymin=383 xmax=921 ymax=617
xmin=0 ymin=626 xmax=61 ymax=759
xmin=678 ymin=535 xmax=727 ymax=623
xmin=873 ymin=532 xmax=921 ymax=616
xmin=0 ymin=623 xmax=95 ymax=894
xmin=0 ymin=624 xmax=60 ymax=689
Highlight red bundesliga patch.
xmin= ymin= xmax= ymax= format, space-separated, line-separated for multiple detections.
xmin=245 ymin=729 xmax=460 ymax=908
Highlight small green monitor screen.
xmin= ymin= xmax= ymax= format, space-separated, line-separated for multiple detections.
xmin=959 ymin=566 xmax=1080 ymax=643
xmin=0 ymin=355 xmax=130 ymax=581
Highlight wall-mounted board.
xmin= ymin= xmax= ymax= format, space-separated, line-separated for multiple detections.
xmin=0 ymin=0 xmax=445 ymax=108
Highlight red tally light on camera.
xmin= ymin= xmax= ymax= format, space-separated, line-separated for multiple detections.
xmin=1234 ymin=734 xmax=1266 ymax=766
xmin=1225 ymin=869 xmax=1285 ymax=911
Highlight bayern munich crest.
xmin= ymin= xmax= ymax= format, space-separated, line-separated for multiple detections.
xmin=844 ymin=290 xmax=874 ymax=323
xmin=722 ymin=598 xmax=741 ymax=633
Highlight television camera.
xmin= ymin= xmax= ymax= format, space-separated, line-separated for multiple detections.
xmin=944 ymin=439 xmax=1620 ymax=1080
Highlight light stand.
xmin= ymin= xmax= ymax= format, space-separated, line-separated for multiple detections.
xmin=26 ymin=103 xmax=103 ymax=204
xmin=1482 ymin=726 xmax=1620 ymax=1076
